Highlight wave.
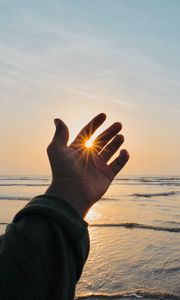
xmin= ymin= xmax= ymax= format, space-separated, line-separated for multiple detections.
xmin=138 ymin=177 xmax=180 ymax=183
xmin=0 ymin=196 xmax=31 ymax=201
xmin=115 ymin=176 xmax=180 ymax=182
xmin=153 ymin=266 xmax=180 ymax=273
xmin=0 ymin=177 xmax=49 ymax=181
xmin=131 ymin=191 xmax=178 ymax=198
xmin=102 ymin=197 xmax=120 ymax=201
xmin=90 ymin=223 xmax=180 ymax=233
xmin=115 ymin=177 xmax=180 ymax=187
xmin=115 ymin=182 xmax=180 ymax=187
xmin=167 ymin=221 xmax=180 ymax=225
xmin=103 ymin=191 xmax=179 ymax=200
xmin=76 ymin=291 xmax=179 ymax=299
xmin=0 ymin=184 xmax=48 ymax=186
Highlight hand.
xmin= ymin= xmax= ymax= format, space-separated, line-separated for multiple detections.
xmin=46 ymin=113 xmax=129 ymax=217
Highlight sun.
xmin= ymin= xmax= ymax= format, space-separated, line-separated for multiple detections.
xmin=85 ymin=139 xmax=94 ymax=148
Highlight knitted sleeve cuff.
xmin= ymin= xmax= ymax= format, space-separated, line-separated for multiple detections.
xmin=13 ymin=194 xmax=90 ymax=278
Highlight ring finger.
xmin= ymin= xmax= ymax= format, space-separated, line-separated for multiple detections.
xmin=100 ymin=134 xmax=124 ymax=162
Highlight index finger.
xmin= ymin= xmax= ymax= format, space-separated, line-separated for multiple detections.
xmin=70 ymin=113 xmax=106 ymax=148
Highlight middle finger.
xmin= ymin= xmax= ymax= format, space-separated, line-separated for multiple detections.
xmin=93 ymin=122 xmax=122 ymax=152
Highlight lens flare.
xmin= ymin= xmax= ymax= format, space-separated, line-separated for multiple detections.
xmin=85 ymin=139 xmax=94 ymax=148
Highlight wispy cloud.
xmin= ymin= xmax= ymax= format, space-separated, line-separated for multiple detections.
xmin=0 ymin=0 xmax=180 ymax=111
xmin=58 ymin=84 xmax=134 ymax=108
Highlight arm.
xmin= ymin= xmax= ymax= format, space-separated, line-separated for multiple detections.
xmin=0 ymin=196 xmax=89 ymax=300
xmin=0 ymin=113 xmax=129 ymax=300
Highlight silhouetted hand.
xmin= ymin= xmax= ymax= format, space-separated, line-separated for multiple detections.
xmin=46 ymin=113 xmax=129 ymax=217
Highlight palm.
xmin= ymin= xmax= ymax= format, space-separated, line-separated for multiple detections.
xmin=48 ymin=113 xmax=129 ymax=207
xmin=51 ymin=145 xmax=111 ymax=204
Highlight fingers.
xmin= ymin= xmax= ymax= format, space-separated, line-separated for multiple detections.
xmin=94 ymin=122 xmax=122 ymax=152
xmin=100 ymin=134 xmax=124 ymax=162
xmin=109 ymin=149 xmax=129 ymax=177
xmin=52 ymin=118 xmax=69 ymax=145
xmin=70 ymin=113 xmax=106 ymax=148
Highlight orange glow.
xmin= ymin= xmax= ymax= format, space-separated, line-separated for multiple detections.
xmin=85 ymin=206 xmax=101 ymax=223
xmin=85 ymin=139 xmax=94 ymax=148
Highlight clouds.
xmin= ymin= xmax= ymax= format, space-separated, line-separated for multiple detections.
xmin=0 ymin=0 xmax=180 ymax=174
xmin=1 ymin=0 xmax=180 ymax=108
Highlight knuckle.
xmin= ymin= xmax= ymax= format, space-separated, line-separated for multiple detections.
xmin=47 ymin=142 xmax=54 ymax=154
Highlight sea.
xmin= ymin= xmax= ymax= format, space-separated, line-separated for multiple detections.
xmin=0 ymin=175 xmax=179 ymax=300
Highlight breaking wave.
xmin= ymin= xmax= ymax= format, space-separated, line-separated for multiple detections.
xmin=0 ymin=184 xmax=48 ymax=186
xmin=131 ymin=191 xmax=178 ymax=198
xmin=90 ymin=223 xmax=180 ymax=233
xmin=115 ymin=176 xmax=180 ymax=187
xmin=0 ymin=177 xmax=49 ymax=181
xmin=0 ymin=196 xmax=31 ymax=200
xmin=76 ymin=290 xmax=179 ymax=299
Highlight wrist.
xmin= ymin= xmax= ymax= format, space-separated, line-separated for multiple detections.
xmin=45 ymin=179 xmax=90 ymax=218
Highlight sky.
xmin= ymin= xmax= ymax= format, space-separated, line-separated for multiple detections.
xmin=0 ymin=0 xmax=180 ymax=175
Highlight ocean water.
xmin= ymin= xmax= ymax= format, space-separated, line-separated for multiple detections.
xmin=0 ymin=175 xmax=180 ymax=300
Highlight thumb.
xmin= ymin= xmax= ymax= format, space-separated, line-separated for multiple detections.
xmin=52 ymin=118 xmax=69 ymax=145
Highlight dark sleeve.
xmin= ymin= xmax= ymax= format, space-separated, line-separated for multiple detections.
xmin=0 ymin=195 xmax=90 ymax=300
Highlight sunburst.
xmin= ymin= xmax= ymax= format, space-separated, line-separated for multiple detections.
xmin=85 ymin=139 xmax=94 ymax=148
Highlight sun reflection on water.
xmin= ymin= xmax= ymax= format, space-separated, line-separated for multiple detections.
xmin=85 ymin=206 xmax=102 ymax=223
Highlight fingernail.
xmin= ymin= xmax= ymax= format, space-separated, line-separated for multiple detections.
xmin=54 ymin=119 xmax=59 ymax=127
xmin=121 ymin=150 xmax=130 ymax=160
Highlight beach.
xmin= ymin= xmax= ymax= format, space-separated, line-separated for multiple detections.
xmin=0 ymin=175 xmax=180 ymax=299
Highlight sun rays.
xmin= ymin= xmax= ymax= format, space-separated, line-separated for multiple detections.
xmin=85 ymin=139 xmax=94 ymax=149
